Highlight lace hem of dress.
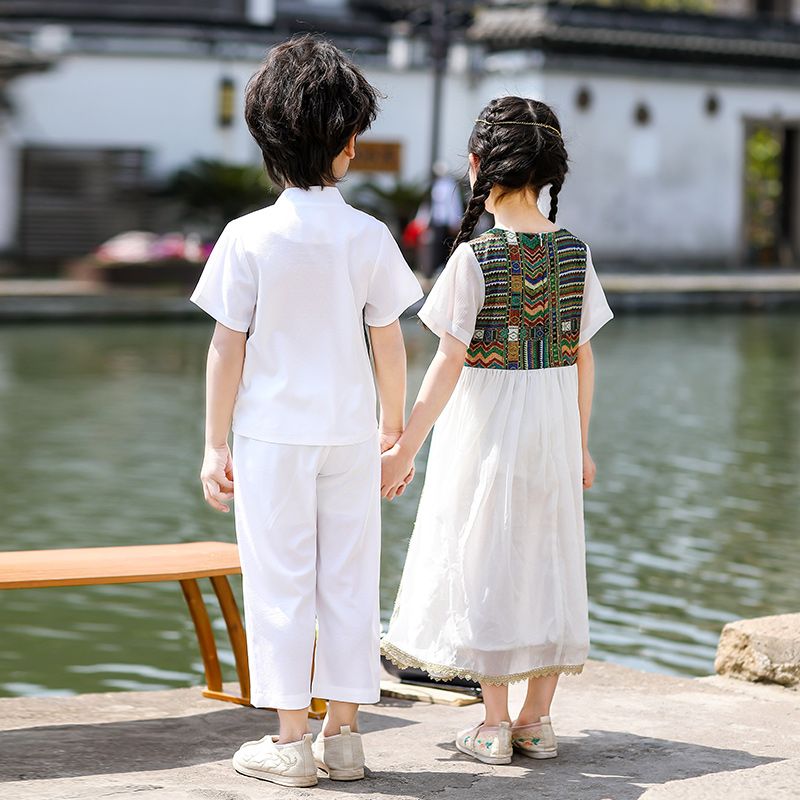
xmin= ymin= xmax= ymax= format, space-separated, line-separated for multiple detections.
xmin=381 ymin=640 xmax=584 ymax=686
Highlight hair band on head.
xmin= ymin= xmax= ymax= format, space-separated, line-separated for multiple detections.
xmin=474 ymin=119 xmax=562 ymax=138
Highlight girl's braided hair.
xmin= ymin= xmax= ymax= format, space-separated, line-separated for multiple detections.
xmin=451 ymin=96 xmax=568 ymax=254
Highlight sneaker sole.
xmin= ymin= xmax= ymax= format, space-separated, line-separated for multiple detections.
xmin=232 ymin=758 xmax=318 ymax=787
xmin=513 ymin=747 xmax=558 ymax=760
xmin=455 ymin=738 xmax=512 ymax=765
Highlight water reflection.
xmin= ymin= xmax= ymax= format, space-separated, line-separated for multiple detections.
xmin=0 ymin=315 xmax=798 ymax=695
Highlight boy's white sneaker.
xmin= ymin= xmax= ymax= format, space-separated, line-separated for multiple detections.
xmin=232 ymin=732 xmax=318 ymax=787
xmin=312 ymin=724 xmax=366 ymax=780
xmin=455 ymin=721 xmax=512 ymax=765
xmin=511 ymin=715 xmax=558 ymax=759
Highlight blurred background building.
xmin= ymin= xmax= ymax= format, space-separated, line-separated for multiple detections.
xmin=1 ymin=0 xmax=799 ymax=270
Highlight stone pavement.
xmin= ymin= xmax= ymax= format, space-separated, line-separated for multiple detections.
xmin=1 ymin=661 xmax=798 ymax=800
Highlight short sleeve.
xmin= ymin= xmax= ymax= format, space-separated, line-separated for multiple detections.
xmin=417 ymin=242 xmax=485 ymax=346
xmin=579 ymin=246 xmax=614 ymax=346
xmin=364 ymin=225 xmax=424 ymax=327
xmin=190 ymin=223 xmax=256 ymax=333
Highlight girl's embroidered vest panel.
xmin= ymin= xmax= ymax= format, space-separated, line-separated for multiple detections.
xmin=466 ymin=228 xmax=587 ymax=370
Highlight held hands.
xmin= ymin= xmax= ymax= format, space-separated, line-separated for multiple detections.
xmin=379 ymin=428 xmax=403 ymax=454
xmin=200 ymin=443 xmax=235 ymax=512
xmin=381 ymin=442 xmax=415 ymax=501
xmin=380 ymin=428 xmax=414 ymax=500
xmin=583 ymin=448 xmax=596 ymax=490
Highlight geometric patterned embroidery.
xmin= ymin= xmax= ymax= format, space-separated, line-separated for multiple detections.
xmin=465 ymin=227 xmax=587 ymax=370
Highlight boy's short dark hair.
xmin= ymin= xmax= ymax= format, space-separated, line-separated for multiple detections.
xmin=245 ymin=34 xmax=379 ymax=189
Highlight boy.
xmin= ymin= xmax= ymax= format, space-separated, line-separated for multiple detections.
xmin=190 ymin=35 xmax=421 ymax=787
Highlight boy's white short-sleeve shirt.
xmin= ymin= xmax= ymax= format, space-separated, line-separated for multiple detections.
xmin=191 ymin=186 xmax=423 ymax=446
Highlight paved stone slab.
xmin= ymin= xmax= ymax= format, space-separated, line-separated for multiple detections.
xmin=716 ymin=613 xmax=800 ymax=688
xmin=641 ymin=759 xmax=800 ymax=800
xmin=1 ymin=661 xmax=799 ymax=800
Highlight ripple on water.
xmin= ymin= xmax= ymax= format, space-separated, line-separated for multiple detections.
xmin=1 ymin=316 xmax=799 ymax=695
xmin=67 ymin=663 xmax=195 ymax=682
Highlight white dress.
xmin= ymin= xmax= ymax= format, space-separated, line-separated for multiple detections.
xmin=382 ymin=225 xmax=613 ymax=684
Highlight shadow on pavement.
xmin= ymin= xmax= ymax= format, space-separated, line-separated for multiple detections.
xmin=0 ymin=706 xmax=414 ymax=783
xmin=0 ymin=709 xmax=781 ymax=799
xmin=321 ymin=729 xmax=781 ymax=799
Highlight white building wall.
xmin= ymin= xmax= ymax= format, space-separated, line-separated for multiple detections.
xmin=6 ymin=47 xmax=800 ymax=264
xmin=359 ymin=67 xmax=435 ymax=182
xmin=8 ymin=54 xmax=473 ymax=183
xmin=542 ymin=72 xmax=732 ymax=261
xmin=9 ymin=53 xmax=262 ymax=173
xmin=436 ymin=67 xmax=480 ymax=176
xmin=540 ymin=70 xmax=800 ymax=262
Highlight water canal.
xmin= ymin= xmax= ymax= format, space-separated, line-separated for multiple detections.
xmin=1 ymin=315 xmax=798 ymax=696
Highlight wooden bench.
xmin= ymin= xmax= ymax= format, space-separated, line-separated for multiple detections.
xmin=0 ymin=541 xmax=326 ymax=717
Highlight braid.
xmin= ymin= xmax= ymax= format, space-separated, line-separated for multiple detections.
xmin=548 ymin=180 xmax=561 ymax=223
xmin=450 ymin=172 xmax=492 ymax=255
xmin=449 ymin=101 xmax=506 ymax=256
xmin=450 ymin=95 xmax=569 ymax=255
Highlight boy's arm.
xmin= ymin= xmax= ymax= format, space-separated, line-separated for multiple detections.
xmin=369 ymin=320 xmax=407 ymax=452
xmin=381 ymin=333 xmax=467 ymax=499
xmin=576 ymin=341 xmax=596 ymax=489
xmin=200 ymin=322 xmax=246 ymax=512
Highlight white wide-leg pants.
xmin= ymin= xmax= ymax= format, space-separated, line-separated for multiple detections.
xmin=232 ymin=433 xmax=382 ymax=710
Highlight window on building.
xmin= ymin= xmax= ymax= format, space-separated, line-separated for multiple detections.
xmin=753 ymin=0 xmax=791 ymax=19
xmin=19 ymin=147 xmax=149 ymax=264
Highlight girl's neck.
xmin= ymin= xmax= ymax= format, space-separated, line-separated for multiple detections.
xmin=490 ymin=190 xmax=559 ymax=234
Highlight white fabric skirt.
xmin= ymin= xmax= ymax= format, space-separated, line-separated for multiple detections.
xmin=382 ymin=364 xmax=589 ymax=684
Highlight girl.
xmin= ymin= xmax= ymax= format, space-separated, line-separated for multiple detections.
xmin=380 ymin=96 xmax=612 ymax=765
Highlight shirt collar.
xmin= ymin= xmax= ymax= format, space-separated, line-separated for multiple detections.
xmin=277 ymin=186 xmax=345 ymax=205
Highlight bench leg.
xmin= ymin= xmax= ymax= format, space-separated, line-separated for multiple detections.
xmin=179 ymin=578 xmax=229 ymax=702
xmin=309 ymin=697 xmax=328 ymax=719
xmin=309 ymin=636 xmax=327 ymax=720
xmin=181 ymin=576 xmax=328 ymax=715
xmin=209 ymin=574 xmax=250 ymax=704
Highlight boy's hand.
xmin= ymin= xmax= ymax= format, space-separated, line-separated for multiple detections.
xmin=379 ymin=428 xmax=403 ymax=453
xmin=582 ymin=448 xmax=596 ymax=490
xmin=201 ymin=444 xmax=235 ymax=512
xmin=381 ymin=444 xmax=415 ymax=501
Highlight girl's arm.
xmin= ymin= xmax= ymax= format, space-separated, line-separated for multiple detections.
xmin=369 ymin=320 xmax=407 ymax=453
xmin=381 ymin=333 xmax=467 ymax=499
xmin=576 ymin=341 xmax=596 ymax=489
xmin=200 ymin=323 xmax=246 ymax=512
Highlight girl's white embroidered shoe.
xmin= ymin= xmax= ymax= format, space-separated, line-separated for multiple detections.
xmin=455 ymin=721 xmax=512 ymax=765
xmin=312 ymin=724 xmax=365 ymax=780
xmin=511 ymin=715 xmax=558 ymax=759
xmin=232 ymin=733 xmax=318 ymax=787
